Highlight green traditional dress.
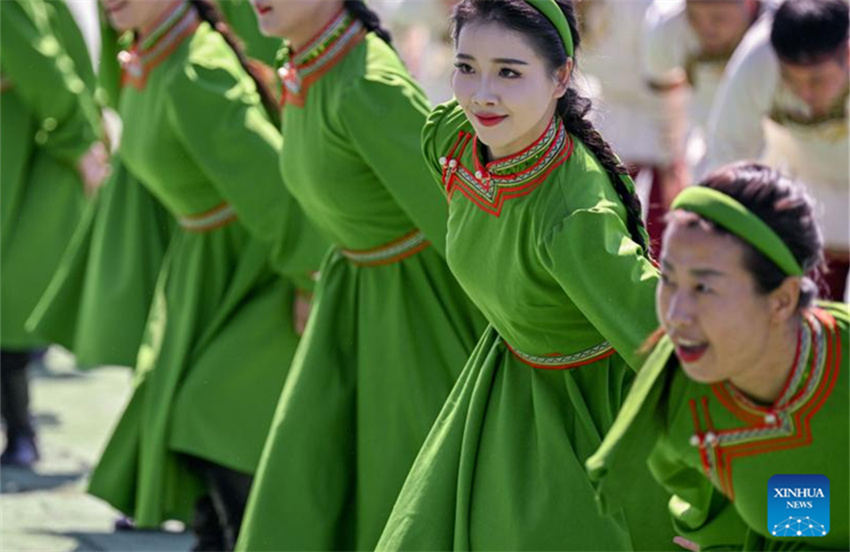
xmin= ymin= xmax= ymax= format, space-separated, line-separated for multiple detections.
xmin=588 ymin=303 xmax=849 ymax=551
xmin=375 ymin=101 xmax=675 ymax=551
xmin=236 ymin=11 xmax=484 ymax=552
xmin=87 ymin=3 xmax=325 ymax=527
xmin=27 ymin=13 xmax=173 ymax=368
xmin=0 ymin=0 xmax=99 ymax=350
xmin=28 ymin=1 xmax=276 ymax=368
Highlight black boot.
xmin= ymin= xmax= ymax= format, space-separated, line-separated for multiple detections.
xmin=191 ymin=495 xmax=226 ymax=552
xmin=185 ymin=456 xmax=254 ymax=551
xmin=1 ymin=350 xmax=38 ymax=468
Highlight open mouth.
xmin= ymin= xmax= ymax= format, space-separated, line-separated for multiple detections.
xmin=674 ymin=341 xmax=709 ymax=364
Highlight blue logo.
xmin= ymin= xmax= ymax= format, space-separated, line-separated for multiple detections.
xmin=768 ymin=475 xmax=829 ymax=537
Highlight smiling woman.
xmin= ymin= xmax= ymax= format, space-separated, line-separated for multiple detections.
xmin=374 ymin=1 xmax=678 ymax=550
xmin=588 ymin=163 xmax=849 ymax=552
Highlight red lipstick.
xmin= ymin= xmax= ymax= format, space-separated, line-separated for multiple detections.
xmin=475 ymin=113 xmax=508 ymax=127
xmin=675 ymin=344 xmax=708 ymax=364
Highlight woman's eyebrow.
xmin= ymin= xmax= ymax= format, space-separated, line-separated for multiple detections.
xmin=455 ymin=53 xmax=529 ymax=65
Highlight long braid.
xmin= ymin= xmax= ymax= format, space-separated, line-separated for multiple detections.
xmin=557 ymin=89 xmax=650 ymax=256
xmin=344 ymin=0 xmax=393 ymax=46
xmin=190 ymin=0 xmax=280 ymax=125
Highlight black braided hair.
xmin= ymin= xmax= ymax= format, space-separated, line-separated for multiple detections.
xmin=452 ymin=0 xmax=650 ymax=256
xmin=344 ymin=0 xmax=393 ymax=46
xmin=190 ymin=0 xmax=280 ymax=125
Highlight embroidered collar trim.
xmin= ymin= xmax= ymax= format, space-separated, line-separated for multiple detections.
xmin=120 ymin=1 xmax=198 ymax=90
xmin=439 ymin=116 xmax=573 ymax=216
xmin=277 ymin=9 xmax=365 ymax=107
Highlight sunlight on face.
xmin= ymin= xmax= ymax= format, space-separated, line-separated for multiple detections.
xmin=780 ymin=51 xmax=850 ymax=116
xmin=657 ymin=218 xmax=774 ymax=385
xmin=101 ymin=0 xmax=175 ymax=32
xmin=686 ymin=0 xmax=755 ymax=55
xmin=452 ymin=22 xmax=568 ymax=160
xmin=250 ymin=0 xmax=337 ymax=41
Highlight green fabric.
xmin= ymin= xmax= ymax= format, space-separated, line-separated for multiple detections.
xmin=375 ymin=100 xmax=672 ymax=551
xmin=27 ymin=159 xmax=174 ymax=368
xmin=672 ymin=187 xmax=805 ymax=277
xmin=0 ymin=0 xmax=98 ymax=349
xmin=235 ymin=32 xmax=485 ymax=552
xmin=88 ymin=20 xmax=324 ymax=527
xmin=26 ymin=11 xmax=174 ymax=368
xmin=215 ymin=0 xmax=280 ymax=65
xmin=589 ymin=302 xmax=849 ymax=551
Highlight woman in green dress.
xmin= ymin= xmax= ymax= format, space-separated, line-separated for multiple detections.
xmin=376 ymin=1 xmax=675 ymax=550
xmin=29 ymin=0 xmax=280 ymax=370
xmin=235 ymin=1 xmax=485 ymax=550
xmin=86 ymin=1 xmax=325 ymax=548
xmin=588 ymin=163 xmax=848 ymax=551
xmin=0 ymin=0 xmax=108 ymax=466
xmin=27 ymin=8 xmax=174 ymax=369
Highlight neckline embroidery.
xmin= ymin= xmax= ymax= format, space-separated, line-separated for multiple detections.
xmin=277 ymin=9 xmax=366 ymax=108
xmin=120 ymin=1 xmax=198 ymax=90
xmin=439 ymin=116 xmax=574 ymax=216
xmin=688 ymin=308 xmax=842 ymax=500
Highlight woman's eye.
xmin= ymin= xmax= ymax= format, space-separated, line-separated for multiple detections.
xmin=454 ymin=62 xmax=474 ymax=74
xmin=660 ymin=272 xmax=674 ymax=286
xmin=499 ymin=67 xmax=520 ymax=78
xmin=695 ymin=282 xmax=713 ymax=294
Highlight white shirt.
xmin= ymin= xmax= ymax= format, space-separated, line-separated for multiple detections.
xmin=702 ymin=25 xmax=849 ymax=250
xmin=579 ymin=0 xmax=672 ymax=165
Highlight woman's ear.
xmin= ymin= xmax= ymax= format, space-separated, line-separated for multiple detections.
xmin=769 ymin=276 xmax=802 ymax=324
xmin=553 ymin=58 xmax=573 ymax=98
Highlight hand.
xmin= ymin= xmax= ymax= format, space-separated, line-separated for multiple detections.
xmin=673 ymin=536 xmax=700 ymax=552
xmin=293 ymin=291 xmax=313 ymax=337
xmin=77 ymin=142 xmax=110 ymax=198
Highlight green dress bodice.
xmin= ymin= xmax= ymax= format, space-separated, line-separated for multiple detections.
xmin=277 ymin=11 xmax=449 ymax=252
xmin=424 ymin=101 xmax=660 ymax=368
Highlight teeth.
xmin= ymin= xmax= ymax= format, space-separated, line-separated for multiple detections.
xmin=676 ymin=338 xmax=704 ymax=347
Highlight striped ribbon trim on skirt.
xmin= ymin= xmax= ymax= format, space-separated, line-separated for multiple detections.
xmin=341 ymin=229 xmax=430 ymax=267
xmin=506 ymin=340 xmax=616 ymax=370
xmin=178 ymin=203 xmax=237 ymax=232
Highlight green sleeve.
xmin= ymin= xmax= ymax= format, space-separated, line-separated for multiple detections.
xmin=47 ymin=0 xmax=96 ymax=93
xmin=96 ymin=8 xmax=124 ymax=110
xmin=165 ymin=39 xmax=326 ymax=286
xmin=649 ymin=437 xmax=748 ymax=551
xmin=540 ymin=204 xmax=660 ymax=370
xmin=0 ymin=0 xmax=100 ymax=165
xmin=420 ymin=99 xmax=471 ymax=195
xmin=587 ymin=338 xmax=674 ymax=512
xmin=339 ymin=74 xmax=450 ymax=256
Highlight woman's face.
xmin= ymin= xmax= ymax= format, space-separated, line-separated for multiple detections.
xmin=101 ymin=0 xmax=175 ymax=33
xmin=452 ymin=22 xmax=569 ymax=159
xmin=251 ymin=0 xmax=340 ymax=41
xmin=657 ymin=217 xmax=776 ymax=385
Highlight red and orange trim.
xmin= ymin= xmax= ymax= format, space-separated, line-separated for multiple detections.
xmin=341 ymin=229 xmax=430 ymax=267
xmin=178 ymin=202 xmax=237 ymax=233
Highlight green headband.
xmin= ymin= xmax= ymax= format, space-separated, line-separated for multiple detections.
xmin=672 ymin=187 xmax=805 ymax=277
xmin=524 ymin=0 xmax=574 ymax=58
